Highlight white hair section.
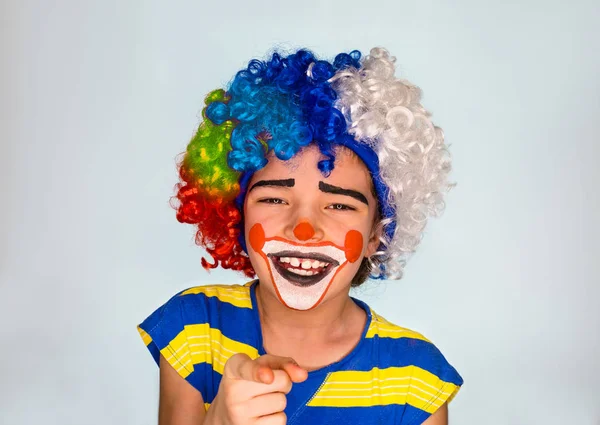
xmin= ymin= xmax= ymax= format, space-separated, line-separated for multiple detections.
xmin=306 ymin=61 xmax=315 ymax=79
xmin=330 ymin=47 xmax=455 ymax=281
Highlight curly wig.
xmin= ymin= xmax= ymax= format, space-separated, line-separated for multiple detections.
xmin=172 ymin=47 xmax=454 ymax=283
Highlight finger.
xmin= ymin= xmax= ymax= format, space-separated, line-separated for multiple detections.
xmin=224 ymin=353 xmax=256 ymax=381
xmin=255 ymin=364 xmax=275 ymax=385
xmin=224 ymin=354 xmax=308 ymax=385
xmin=268 ymin=370 xmax=293 ymax=394
xmin=228 ymin=354 xmax=281 ymax=385
xmin=255 ymin=355 xmax=308 ymax=383
xmin=281 ymin=362 xmax=308 ymax=383
xmin=228 ymin=369 xmax=292 ymax=400
xmin=256 ymin=411 xmax=287 ymax=425
xmin=248 ymin=392 xmax=287 ymax=417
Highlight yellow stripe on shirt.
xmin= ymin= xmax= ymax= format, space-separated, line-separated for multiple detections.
xmin=307 ymin=366 xmax=459 ymax=413
xmin=137 ymin=326 xmax=152 ymax=345
xmin=159 ymin=323 xmax=260 ymax=379
xmin=179 ymin=284 xmax=253 ymax=309
xmin=366 ymin=311 xmax=431 ymax=343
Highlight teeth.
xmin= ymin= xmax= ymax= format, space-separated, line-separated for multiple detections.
xmin=288 ymin=268 xmax=316 ymax=276
xmin=278 ymin=256 xmax=330 ymax=270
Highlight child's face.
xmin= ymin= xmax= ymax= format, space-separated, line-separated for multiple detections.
xmin=243 ymin=144 xmax=380 ymax=310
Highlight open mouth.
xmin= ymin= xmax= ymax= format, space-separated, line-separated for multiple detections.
xmin=267 ymin=251 xmax=339 ymax=287
xmin=260 ymin=238 xmax=348 ymax=310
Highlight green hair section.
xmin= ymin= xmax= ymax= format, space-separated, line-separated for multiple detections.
xmin=182 ymin=89 xmax=240 ymax=200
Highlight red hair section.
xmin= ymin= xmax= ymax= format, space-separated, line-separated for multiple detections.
xmin=172 ymin=166 xmax=255 ymax=278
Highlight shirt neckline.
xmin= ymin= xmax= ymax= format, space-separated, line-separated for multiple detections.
xmin=248 ymin=279 xmax=372 ymax=377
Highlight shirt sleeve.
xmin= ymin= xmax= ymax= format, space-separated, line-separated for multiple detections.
xmin=404 ymin=341 xmax=463 ymax=425
xmin=137 ymin=291 xmax=207 ymax=395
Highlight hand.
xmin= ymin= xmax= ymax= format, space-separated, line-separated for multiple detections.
xmin=204 ymin=353 xmax=308 ymax=425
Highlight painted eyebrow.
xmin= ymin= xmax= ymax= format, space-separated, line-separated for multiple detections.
xmin=248 ymin=178 xmax=295 ymax=192
xmin=319 ymin=181 xmax=369 ymax=206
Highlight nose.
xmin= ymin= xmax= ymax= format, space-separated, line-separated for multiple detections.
xmin=285 ymin=200 xmax=325 ymax=243
xmin=287 ymin=217 xmax=324 ymax=243
xmin=293 ymin=222 xmax=315 ymax=241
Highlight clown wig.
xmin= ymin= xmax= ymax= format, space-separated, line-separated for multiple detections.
xmin=172 ymin=47 xmax=454 ymax=284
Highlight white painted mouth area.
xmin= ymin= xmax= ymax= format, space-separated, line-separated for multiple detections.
xmin=263 ymin=240 xmax=347 ymax=310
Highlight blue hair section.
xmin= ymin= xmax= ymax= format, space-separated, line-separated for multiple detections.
xmin=205 ymin=49 xmax=362 ymax=173
xmin=234 ymin=171 xmax=255 ymax=254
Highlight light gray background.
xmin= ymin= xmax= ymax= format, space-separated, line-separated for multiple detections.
xmin=1 ymin=1 xmax=598 ymax=424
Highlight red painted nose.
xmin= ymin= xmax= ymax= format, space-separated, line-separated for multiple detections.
xmin=293 ymin=222 xmax=315 ymax=241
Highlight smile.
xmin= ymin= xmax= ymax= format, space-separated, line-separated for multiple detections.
xmin=262 ymin=238 xmax=347 ymax=292
xmin=267 ymin=251 xmax=340 ymax=287
xmin=248 ymin=222 xmax=363 ymax=310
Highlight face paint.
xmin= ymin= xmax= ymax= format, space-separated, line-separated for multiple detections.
xmin=249 ymin=223 xmax=365 ymax=310
xmin=293 ymin=221 xmax=315 ymax=241
xmin=249 ymin=221 xmax=266 ymax=252
xmin=344 ymin=230 xmax=363 ymax=263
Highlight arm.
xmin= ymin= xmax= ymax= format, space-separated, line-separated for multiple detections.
xmin=158 ymin=353 xmax=307 ymax=425
xmin=420 ymin=402 xmax=448 ymax=425
xmin=159 ymin=354 xmax=207 ymax=425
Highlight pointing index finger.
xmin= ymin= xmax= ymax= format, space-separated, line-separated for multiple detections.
xmin=254 ymin=355 xmax=308 ymax=384
xmin=225 ymin=353 xmax=308 ymax=384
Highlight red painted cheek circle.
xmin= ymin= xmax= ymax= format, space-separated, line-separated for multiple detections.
xmin=344 ymin=230 xmax=363 ymax=263
xmin=293 ymin=222 xmax=315 ymax=241
xmin=249 ymin=223 xmax=265 ymax=252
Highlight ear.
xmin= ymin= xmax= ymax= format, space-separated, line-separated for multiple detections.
xmin=365 ymin=222 xmax=383 ymax=258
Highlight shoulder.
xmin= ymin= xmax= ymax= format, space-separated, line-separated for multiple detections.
xmin=365 ymin=306 xmax=463 ymax=423
xmin=176 ymin=282 xmax=254 ymax=309
xmin=367 ymin=308 xmax=432 ymax=343
xmin=141 ymin=281 xmax=254 ymax=327
xmin=366 ymin=307 xmax=461 ymax=377
xmin=137 ymin=281 xmax=256 ymax=366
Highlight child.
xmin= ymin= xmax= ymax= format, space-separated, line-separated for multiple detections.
xmin=138 ymin=47 xmax=463 ymax=425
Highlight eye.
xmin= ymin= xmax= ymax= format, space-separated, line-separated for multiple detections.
xmin=327 ymin=203 xmax=356 ymax=211
xmin=259 ymin=198 xmax=287 ymax=205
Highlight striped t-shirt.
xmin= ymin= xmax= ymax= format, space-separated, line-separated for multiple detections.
xmin=138 ymin=280 xmax=463 ymax=424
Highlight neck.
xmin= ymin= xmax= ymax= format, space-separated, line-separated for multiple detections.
xmin=255 ymin=281 xmax=362 ymax=345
